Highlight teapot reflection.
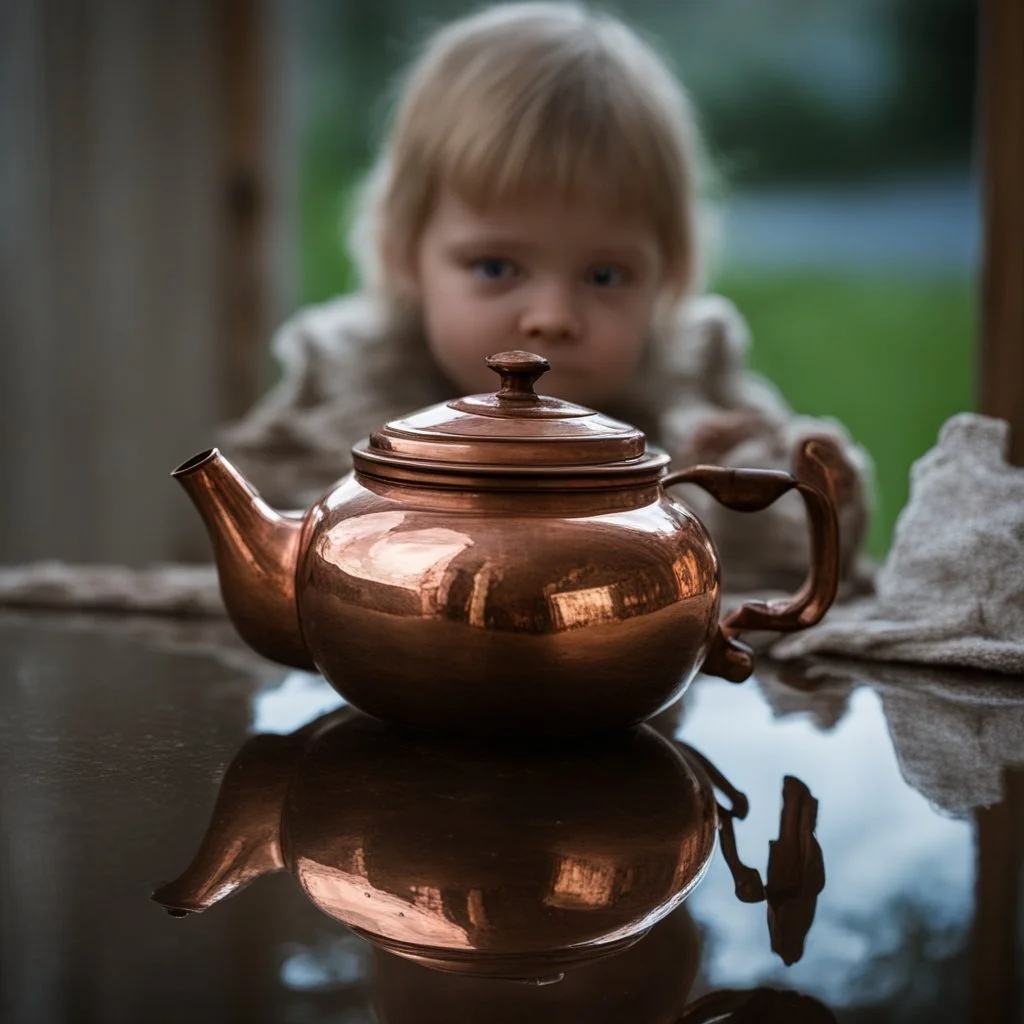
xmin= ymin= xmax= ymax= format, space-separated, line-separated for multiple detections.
xmin=370 ymin=905 xmax=836 ymax=1023
xmin=154 ymin=707 xmax=825 ymax=992
xmin=155 ymin=709 xmax=718 ymax=978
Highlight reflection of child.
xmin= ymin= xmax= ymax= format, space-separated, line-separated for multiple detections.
xmin=223 ymin=1 xmax=871 ymax=592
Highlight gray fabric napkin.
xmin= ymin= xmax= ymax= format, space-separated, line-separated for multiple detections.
xmin=771 ymin=414 xmax=1024 ymax=675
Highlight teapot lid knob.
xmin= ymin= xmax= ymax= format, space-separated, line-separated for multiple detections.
xmin=363 ymin=346 xmax=660 ymax=475
xmin=486 ymin=351 xmax=550 ymax=402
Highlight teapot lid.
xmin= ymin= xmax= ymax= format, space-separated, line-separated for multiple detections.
xmin=353 ymin=351 xmax=668 ymax=486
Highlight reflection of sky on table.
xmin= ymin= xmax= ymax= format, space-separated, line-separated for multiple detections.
xmin=680 ymin=677 xmax=973 ymax=1010
xmin=253 ymin=669 xmax=345 ymax=734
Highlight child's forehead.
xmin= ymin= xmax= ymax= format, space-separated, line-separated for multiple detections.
xmin=430 ymin=186 xmax=660 ymax=244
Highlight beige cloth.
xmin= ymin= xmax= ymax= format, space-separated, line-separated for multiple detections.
xmin=771 ymin=414 xmax=1024 ymax=675
xmin=0 ymin=561 xmax=222 ymax=616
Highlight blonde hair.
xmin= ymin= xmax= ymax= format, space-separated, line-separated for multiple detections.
xmin=348 ymin=2 xmax=707 ymax=310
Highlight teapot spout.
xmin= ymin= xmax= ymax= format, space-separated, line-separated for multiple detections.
xmin=173 ymin=449 xmax=314 ymax=670
xmin=152 ymin=733 xmax=298 ymax=914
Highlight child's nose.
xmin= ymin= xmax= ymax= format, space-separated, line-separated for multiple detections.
xmin=519 ymin=284 xmax=582 ymax=344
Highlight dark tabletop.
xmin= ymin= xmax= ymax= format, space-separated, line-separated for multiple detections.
xmin=1 ymin=611 xmax=1021 ymax=1023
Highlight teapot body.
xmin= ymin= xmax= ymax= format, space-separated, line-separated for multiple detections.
xmin=296 ymin=471 xmax=721 ymax=734
xmin=281 ymin=716 xmax=718 ymax=978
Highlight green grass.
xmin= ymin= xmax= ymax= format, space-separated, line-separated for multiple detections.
xmin=713 ymin=268 xmax=976 ymax=558
xmin=299 ymin=163 xmax=360 ymax=307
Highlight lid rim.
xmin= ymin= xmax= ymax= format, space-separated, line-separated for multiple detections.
xmin=447 ymin=393 xmax=592 ymax=420
xmin=352 ymin=440 xmax=669 ymax=486
xmin=378 ymin=425 xmax=637 ymax=442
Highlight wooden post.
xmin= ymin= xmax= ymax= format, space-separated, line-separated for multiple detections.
xmin=970 ymin=4 xmax=1023 ymax=1017
xmin=980 ymin=0 xmax=1024 ymax=465
xmin=218 ymin=0 xmax=269 ymax=422
xmin=970 ymin=770 xmax=1024 ymax=1023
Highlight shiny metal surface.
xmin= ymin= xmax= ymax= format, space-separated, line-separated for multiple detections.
xmin=367 ymin=905 xmax=836 ymax=1023
xmin=299 ymin=476 xmax=720 ymax=732
xmin=173 ymin=351 xmax=840 ymax=733
xmin=172 ymin=449 xmax=314 ymax=670
xmin=153 ymin=699 xmax=830 ymax=997
xmin=1 ymin=613 xmax=1021 ymax=1020
xmin=373 ymin=350 xmax=650 ymax=469
xmin=665 ymin=435 xmax=840 ymax=684
xmin=154 ymin=712 xmax=719 ymax=979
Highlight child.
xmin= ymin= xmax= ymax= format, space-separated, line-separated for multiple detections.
xmin=222 ymin=1 xmax=872 ymax=594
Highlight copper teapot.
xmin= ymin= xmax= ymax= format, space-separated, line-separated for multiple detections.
xmin=174 ymin=351 xmax=839 ymax=733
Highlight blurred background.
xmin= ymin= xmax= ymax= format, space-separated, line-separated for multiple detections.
xmin=0 ymin=0 xmax=978 ymax=565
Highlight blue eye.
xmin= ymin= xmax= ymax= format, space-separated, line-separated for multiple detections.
xmin=474 ymin=258 xmax=516 ymax=280
xmin=590 ymin=265 xmax=625 ymax=287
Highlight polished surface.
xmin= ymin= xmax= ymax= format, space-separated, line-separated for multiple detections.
xmin=172 ymin=449 xmax=314 ymax=670
xmin=364 ymin=350 xmax=657 ymax=473
xmin=153 ymin=714 xmax=719 ymax=978
xmin=299 ymin=475 xmax=721 ymax=732
xmin=174 ymin=351 xmax=840 ymax=731
xmin=1 ymin=611 xmax=1021 ymax=1020
xmin=664 ymin=432 xmax=839 ymax=683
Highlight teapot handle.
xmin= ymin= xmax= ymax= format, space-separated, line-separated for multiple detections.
xmin=662 ymin=449 xmax=839 ymax=683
